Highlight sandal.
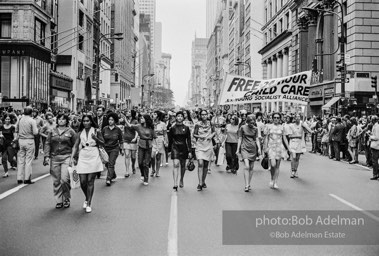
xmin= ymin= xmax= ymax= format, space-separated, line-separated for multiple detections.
xmin=56 ymin=203 xmax=63 ymax=209
xmin=63 ymin=200 xmax=70 ymax=208
xmin=244 ymin=186 xmax=249 ymax=192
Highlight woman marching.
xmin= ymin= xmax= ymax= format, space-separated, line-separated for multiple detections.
xmin=0 ymin=114 xmax=17 ymax=177
xmin=264 ymin=112 xmax=289 ymax=189
xmin=287 ymin=113 xmax=312 ymax=178
xmin=102 ymin=112 xmax=124 ymax=186
xmin=236 ymin=115 xmax=261 ymax=192
xmin=169 ymin=111 xmax=192 ymax=191
xmin=193 ymin=109 xmax=215 ymax=191
xmin=123 ymin=109 xmax=138 ymax=176
xmin=125 ymin=114 xmax=155 ymax=186
xmin=151 ymin=111 xmax=167 ymax=177
xmin=225 ymin=114 xmax=240 ymax=173
xmin=72 ymin=114 xmax=104 ymax=213
xmin=44 ymin=114 xmax=77 ymax=209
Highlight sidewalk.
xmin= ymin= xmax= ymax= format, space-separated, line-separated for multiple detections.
xmin=304 ymin=141 xmax=372 ymax=172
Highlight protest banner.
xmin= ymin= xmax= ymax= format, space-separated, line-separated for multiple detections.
xmin=219 ymin=71 xmax=312 ymax=106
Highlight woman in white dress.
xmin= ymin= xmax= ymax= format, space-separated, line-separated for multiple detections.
xmin=73 ymin=114 xmax=104 ymax=213
xmin=264 ymin=113 xmax=289 ymax=189
xmin=151 ymin=111 xmax=167 ymax=177
xmin=287 ymin=114 xmax=312 ymax=178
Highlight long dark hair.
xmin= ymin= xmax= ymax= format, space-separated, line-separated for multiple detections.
xmin=79 ymin=114 xmax=98 ymax=131
xmin=143 ymin=114 xmax=154 ymax=130
xmin=184 ymin=110 xmax=193 ymax=122
xmin=154 ymin=110 xmax=163 ymax=122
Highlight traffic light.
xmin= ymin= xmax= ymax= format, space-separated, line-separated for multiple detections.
xmin=371 ymin=76 xmax=377 ymax=88
xmin=336 ymin=60 xmax=345 ymax=73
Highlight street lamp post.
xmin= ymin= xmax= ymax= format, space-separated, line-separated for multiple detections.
xmin=303 ymin=0 xmax=345 ymax=97
xmin=235 ymin=58 xmax=251 ymax=76
xmin=95 ymin=32 xmax=123 ymax=104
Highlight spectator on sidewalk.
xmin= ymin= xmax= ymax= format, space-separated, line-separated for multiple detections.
xmin=331 ymin=117 xmax=344 ymax=161
xmin=32 ymin=109 xmax=44 ymax=160
xmin=369 ymin=115 xmax=379 ymax=180
xmin=16 ymin=106 xmax=39 ymax=184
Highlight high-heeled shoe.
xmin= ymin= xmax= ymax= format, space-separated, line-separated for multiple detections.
xmin=179 ymin=181 xmax=184 ymax=188
xmin=173 ymin=186 xmax=178 ymax=192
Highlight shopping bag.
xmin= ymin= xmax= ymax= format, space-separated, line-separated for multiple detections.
xmin=68 ymin=166 xmax=80 ymax=189
xmin=98 ymin=146 xmax=109 ymax=164
xmin=216 ymin=146 xmax=225 ymax=166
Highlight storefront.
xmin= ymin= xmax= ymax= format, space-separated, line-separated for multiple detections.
xmin=50 ymin=71 xmax=73 ymax=111
xmin=308 ymin=85 xmax=324 ymax=116
xmin=0 ymin=42 xmax=50 ymax=110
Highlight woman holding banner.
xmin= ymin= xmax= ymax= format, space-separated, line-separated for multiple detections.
xmin=264 ymin=113 xmax=289 ymax=189
xmin=287 ymin=114 xmax=312 ymax=178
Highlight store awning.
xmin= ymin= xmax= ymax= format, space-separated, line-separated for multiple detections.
xmin=322 ymin=97 xmax=340 ymax=110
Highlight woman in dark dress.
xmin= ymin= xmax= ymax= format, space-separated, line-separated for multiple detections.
xmin=125 ymin=114 xmax=155 ymax=186
xmin=1 ymin=114 xmax=17 ymax=177
xmin=168 ymin=111 xmax=192 ymax=191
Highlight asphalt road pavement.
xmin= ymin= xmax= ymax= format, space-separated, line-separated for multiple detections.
xmin=0 ymin=151 xmax=379 ymax=256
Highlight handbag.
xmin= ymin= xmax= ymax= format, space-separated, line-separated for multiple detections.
xmin=261 ymin=153 xmax=269 ymax=170
xmin=68 ymin=166 xmax=80 ymax=189
xmin=98 ymin=146 xmax=109 ymax=164
xmin=187 ymin=159 xmax=195 ymax=171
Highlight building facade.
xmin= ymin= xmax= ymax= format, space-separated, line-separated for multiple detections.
xmin=139 ymin=0 xmax=156 ymax=72
xmin=190 ymin=37 xmax=208 ymax=108
xmin=98 ymin=0 xmax=112 ymax=108
xmin=56 ymin=0 xmax=95 ymax=112
xmin=292 ymin=0 xmax=379 ymax=117
xmin=0 ymin=0 xmax=57 ymax=110
xmin=259 ymin=0 xmax=294 ymax=113
xmin=110 ymin=0 xmax=136 ymax=109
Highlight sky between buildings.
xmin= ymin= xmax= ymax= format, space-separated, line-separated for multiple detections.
xmin=156 ymin=0 xmax=206 ymax=107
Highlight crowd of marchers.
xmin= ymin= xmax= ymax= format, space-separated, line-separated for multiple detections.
xmin=0 ymin=105 xmax=377 ymax=213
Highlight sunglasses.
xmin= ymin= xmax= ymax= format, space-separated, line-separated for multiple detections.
xmin=273 ymin=117 xmax=280 ymax=119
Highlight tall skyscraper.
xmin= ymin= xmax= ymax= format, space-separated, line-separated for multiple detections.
xmin=155 ymin=22 xmax=162 ymax=62
xmin=139 ymin=0 xmax=156 ymax=70
xmin=206 ymin=0 xmax=219 ymax=38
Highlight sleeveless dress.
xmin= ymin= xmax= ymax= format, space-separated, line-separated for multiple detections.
xmin=266 ymin=124 xmax=286 ymax=160
xmin=152 ymin=121 xmax=166 ymax=154
xmin=76 ymin=127 xmax=103 ymax=174
xmin=195 ymin=121 xmax=214 ymax=161
xmin=238 ymin=124 xmax=258 ymax=161
xmin=288 ymin=122 xmax=307 ymax=154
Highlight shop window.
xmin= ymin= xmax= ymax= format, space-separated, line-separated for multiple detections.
xmin=35 ymin=18 xmax=46 ymax=46
xmin=0 ymin=13 xmax=11 ymax=38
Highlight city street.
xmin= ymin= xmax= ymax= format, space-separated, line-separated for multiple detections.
xmin=0 ymin=151 xmax=378 ymax=256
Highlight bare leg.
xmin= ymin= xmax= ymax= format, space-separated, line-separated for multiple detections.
xmin=172 ymin=159 xmax=180 ymax=187
xmin=155 ymin=153 xmax=162 ymax=176
xmin=243 ymin=159 xmax=250 ymax=187
xmin=179 ymin=159 xmax=186 ymax=187
xmin=124 ymin=149 xmax=131 ymax=176
xmin=197 ymin=159 xmax=204 ymax=185
xmin=86 ymin=173 xmax=97 ymax=206
xmin=79 ymin=174 xmax=88 ymax=201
